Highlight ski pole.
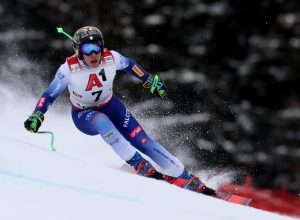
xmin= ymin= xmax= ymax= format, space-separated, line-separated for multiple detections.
xmin=37 ymin=131 xmax=57 ymax=152
xmin=56 ymin=27 xmax=73 ymax=41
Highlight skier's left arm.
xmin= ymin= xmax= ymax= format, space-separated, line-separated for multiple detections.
xmin=111 ymin=50 xmax=166 ymax=98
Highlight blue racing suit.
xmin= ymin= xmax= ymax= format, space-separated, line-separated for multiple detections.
xmin=32 ymin=49 xmax=184 ymax=177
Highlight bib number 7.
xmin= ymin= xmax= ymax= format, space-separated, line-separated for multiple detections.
xmin=92 ymin=90 xmax=103 ymax=102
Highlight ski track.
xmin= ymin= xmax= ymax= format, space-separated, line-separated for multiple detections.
xmin=0 ymin=168 xmax=140 ymax=202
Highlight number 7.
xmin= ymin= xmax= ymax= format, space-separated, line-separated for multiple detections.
xmin=92 ymin=90 xmax=102 ymax=102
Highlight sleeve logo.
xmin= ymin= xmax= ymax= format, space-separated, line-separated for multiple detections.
xmin=38 ymin=96 xmax=46 ymax=107
xmin=132 ymin=65 xmax=144 ymax=77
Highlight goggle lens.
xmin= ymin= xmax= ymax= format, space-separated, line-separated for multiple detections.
xmin=80 ymin=43 xmax=102 ymax=55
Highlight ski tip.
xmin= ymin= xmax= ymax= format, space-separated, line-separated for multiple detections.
xmin=216 ymin=192 xmax=252 ymax=206
xmin=226 ymin=195 xmax=252 ymax=206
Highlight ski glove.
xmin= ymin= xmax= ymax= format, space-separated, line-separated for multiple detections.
xmin=24 ymin=111 xmax=44 ymax=133
xmin=143 ymin=74 xmax=166 ymax=98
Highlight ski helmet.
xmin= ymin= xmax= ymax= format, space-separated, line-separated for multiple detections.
xmin=72 ymin=26 xmax=104 ymax=59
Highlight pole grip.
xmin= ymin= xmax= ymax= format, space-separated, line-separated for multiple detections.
xmin=150 ymin=75 xmax=159 ymax=93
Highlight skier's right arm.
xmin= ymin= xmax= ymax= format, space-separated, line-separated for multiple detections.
xmin=24 ymin=64 xmax=70 ymax=133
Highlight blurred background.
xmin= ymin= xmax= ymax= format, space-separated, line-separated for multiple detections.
xmin=0 ymin=0 xmax=300 ymax=193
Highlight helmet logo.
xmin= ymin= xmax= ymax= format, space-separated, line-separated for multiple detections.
xmin=80 ymin=30 xmax=101 ymax=38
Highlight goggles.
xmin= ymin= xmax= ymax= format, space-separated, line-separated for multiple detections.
xmin=80 ymin=42 xmax=102 ymax=56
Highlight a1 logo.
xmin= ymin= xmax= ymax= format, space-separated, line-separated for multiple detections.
xmin=85 ymin=69 xmax=107 ymax=102
xmin=85 ymin=69 xmax=107 ymax=91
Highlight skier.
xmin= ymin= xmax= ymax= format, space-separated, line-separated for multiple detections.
xmin=24 ymin=26 xmax=215 ymax=196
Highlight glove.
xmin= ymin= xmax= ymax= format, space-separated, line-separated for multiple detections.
xmin=143 ymin=74 xmax=166 ymax=98
xmin=24 ymin=111 xmax=44 ymax=133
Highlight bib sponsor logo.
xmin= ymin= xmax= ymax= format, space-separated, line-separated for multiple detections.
xmin=70 ymin=63 xmax=80 ymax=72
xmin=132 ymin=65 xmax=144 ymax=77
xmin=105 ymin=56 xmax=114 ymax=65
xmin=38 ymin=96 xmax=46 ymax=107
xmin=129 ymin=125 xmax=142 ymax=139
xmin=72 ymin=91 xmax=83 ymax=98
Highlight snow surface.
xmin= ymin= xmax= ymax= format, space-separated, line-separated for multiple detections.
xmin=0 ymin=87 xmax=296 ymax=220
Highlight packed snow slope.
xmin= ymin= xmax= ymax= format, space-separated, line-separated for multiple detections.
xmin=0 ymin=87 xmax=296 ymax=220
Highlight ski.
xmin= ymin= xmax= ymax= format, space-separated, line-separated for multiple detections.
xmin=121 ymin=164 xmax=252 ymax=206
xmin=215 ymin=192 xmax=252 ymax=205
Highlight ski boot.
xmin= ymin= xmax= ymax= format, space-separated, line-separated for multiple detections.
xmin=136 ymin=159 xmax=164 ymax=180
xmin=163 ymin=170 xmax=216 ymax=196
xmin=126 ymin=152 xmax=163 ymax=180
xmin=184 ymin=175 xmax=216 ymax=196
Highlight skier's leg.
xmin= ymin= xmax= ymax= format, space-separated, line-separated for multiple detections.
xmin=100 ymin=96 xmax=185 ymax=177
xmin=71 ymin=108 xmax=164 ymax=179
xmin=71 ymin=108 xmax=136 ymax=161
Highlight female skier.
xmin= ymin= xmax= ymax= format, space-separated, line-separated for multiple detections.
xmin=24 ymin=26 xmax=215 ymax=196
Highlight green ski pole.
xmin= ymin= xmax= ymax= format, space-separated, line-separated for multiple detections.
xmin=37 ymin=131 xmax=57 ymax=152
xmin=57 ymin=27 xmax=73 ymax=41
